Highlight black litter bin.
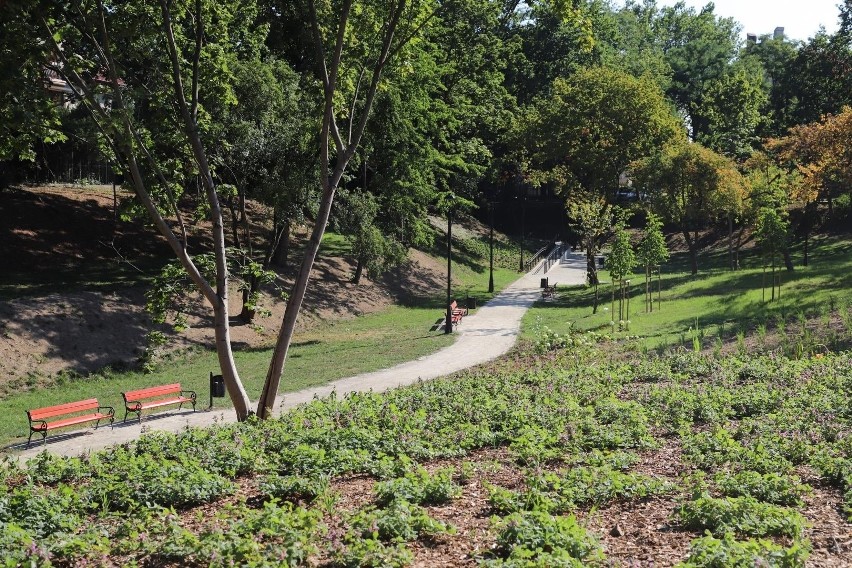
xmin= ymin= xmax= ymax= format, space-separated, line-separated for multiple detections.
xmin=209 ymin=372 xmax=225 ymax=407
xmin=540 ymin=277 xmax=549 ymax=288
xmin=596 ymin=256 xmax=605 ymax=268
xmin=466 ymin=296 xmax=476 ymax=310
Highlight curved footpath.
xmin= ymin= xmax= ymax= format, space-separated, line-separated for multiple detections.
xmin=14 ymin=252 xmax=586 ymax=460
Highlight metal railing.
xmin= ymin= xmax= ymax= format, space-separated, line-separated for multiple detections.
xmin=539 ymin=243 xmax=566 ymax=274
xmin=524 ymin=245 xmax=549 ymax=273
xmin=526 ymin=242 xmax=565 ymax=274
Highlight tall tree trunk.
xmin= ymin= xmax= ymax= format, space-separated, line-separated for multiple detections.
xmin=586 ymin=243 xmax=598 ymax=285
xmin=255 ymin=0 xmax=415 ymax=418
xmin=782 ymin=248 xmax=794 ymax=272
xmin=728 ymin=214 xmax=734 ymax=271
xmin=683 ymin=230 xmax=698 ymax=275
xmin=352 ymin=254 xmax=364 ymax=284
xmin=273 ymin=219 xmax=290 ymax=267
xmin=160 ymin=1 xmax=252 ymax=418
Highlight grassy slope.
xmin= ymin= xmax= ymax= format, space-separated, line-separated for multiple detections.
xmin=1 ymin=228 xmax=525 ymax=447
xmin=523 ymin=236 xmax=852 ymax=349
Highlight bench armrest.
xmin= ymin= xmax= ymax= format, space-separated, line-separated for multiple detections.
xmin=181 ymin=390 xmax=197 ymax=400
xmin=29 ymin=419 xmax=47 ymax=431
xmin=98 ymin=406 xmax=115 ymax=417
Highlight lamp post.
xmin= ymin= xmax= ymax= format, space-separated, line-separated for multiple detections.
xmin=488 ymin=200 xmax=495 ymax=293
xmin=445 ymin=193 xmax=455 ymax=334
xmin=517 ymin=194 xmax=527 ymax=272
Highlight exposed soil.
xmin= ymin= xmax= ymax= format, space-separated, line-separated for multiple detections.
xmin=0 ymin=184 xmax=449 ymax=392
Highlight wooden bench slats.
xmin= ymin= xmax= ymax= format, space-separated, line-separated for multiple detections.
xmin=41 ymin=412 xmax=112 ymax=431
xmin=28 ymin=398 xmax=101 ymax=421
xmin=132 ymin=396 xmax=194 ymax=410
xmin=123 ymin=383 xmax=183 ymax=401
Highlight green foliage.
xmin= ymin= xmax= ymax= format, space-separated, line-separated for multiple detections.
xmin=375 ymin=466 xmax=462 ymax=506
xmin=332 ymin=538 xmax=414 ymax=568
xmin=637 ymin=211 xmax=669 ymax=268
xmin=678 ymin=532 xmax=809 ymax=568
xmin=489 ymin=464 xmax=673 ymax=515
xmin=714 ymin=470 xmax=810 ymax=506
xmin=487 ymin=510 xmax=604 ymax=566
xmin=607 ymin=212 xmax=637 ymax=282
xmin=83 ymin=451 xmax=234 ymax=511
xmin=259 ymin=473 xmax=330 ymax=503
xmin=351 ymin=500 xmax=454 ymax=542
xmin=678 ymin=495 xmax=808 ymax=539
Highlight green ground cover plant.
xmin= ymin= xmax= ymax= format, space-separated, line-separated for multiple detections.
xmin=0 ymin=340 xmax=848 ymax=564
xmin=678 ymin=532 xmax=810 ymax=568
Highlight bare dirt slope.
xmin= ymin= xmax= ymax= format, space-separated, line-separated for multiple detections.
xmin=0 ymin=184 xmax=448 ymax=390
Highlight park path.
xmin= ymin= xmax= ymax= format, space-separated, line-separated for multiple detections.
xmin=14 ymin=252 xmax=586 ymax=460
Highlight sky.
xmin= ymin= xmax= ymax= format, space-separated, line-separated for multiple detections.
xmin=653 ymin=0 xmax=842 ymax=42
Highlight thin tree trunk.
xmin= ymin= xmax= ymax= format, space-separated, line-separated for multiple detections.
xmin=160 ymin=0 xmax=252 ymax=418
xmin=256 ymin=0 xmax=417 ymax=418
xmin=782 ymin=248 xmax=794 ymax=272
xmin=273 ymin=219 xmax=290 ymax=267
xmin=683 ymin=230 xmax=698 ymax=275
xmin=728 ymin=213 xmax=734 ymax=271
xmin=352 ymin=255 xmax=364 ymax=284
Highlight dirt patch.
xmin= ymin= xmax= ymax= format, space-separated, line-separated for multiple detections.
xmin=0 ymin=185 xmax=448 ymax=392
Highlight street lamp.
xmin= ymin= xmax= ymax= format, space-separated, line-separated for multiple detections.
xmin=517 ymin=194 xmax=527 ymax=272
xmin=445 ymin=193 xmax=455 ymax=334
xmin=488 ymin=200 xmax=495 ymax=293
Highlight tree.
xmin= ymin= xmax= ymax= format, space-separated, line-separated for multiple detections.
xmin=607 ymin=210 xmax=637 ymax=326
xmin=767 ymin=106 xmax=852 ymax=216
xmin=755 ymin=207 xmax=789 ymax=301
xmin=656 ymin=1 xmax=739 ymax=141
xmin=784 ymin=29 xmax=852 ymax=126
xmin=695 ymin=64 xmax=767 ymax=160
xmin=334 ymin=190 xmax=406 ymax=284
xmin=566 ymin=190 xmax=612 ymax=313
xmin=26 ymin=0 xmax=271 ymax=419
xmin=631 ymin=143 xmax=746 ymax=275
xmin=0 ymin=1 xmax=66 ymax=181
xmin=212 ymin=57 xmax=316 ymax=321
xmin=256 ymin=0 xmax=435 ymax=418
xmin=516 ymin=66 xmax=684 ymax=199
xmin=740 ymin=33 xmax=801 ymax=137
xmin=637 ymin=211 xmax=668 ymax=312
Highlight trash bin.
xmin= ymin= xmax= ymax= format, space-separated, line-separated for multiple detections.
xmin=209 ymin=372 xmax=225 ymax=407
xmin=466 ymin=296 xmax=476 ymax=310
xmin=596 ymin=256 xmax=605 ymax=268
xmin=540 ymin=277 xmax=549 ymax=288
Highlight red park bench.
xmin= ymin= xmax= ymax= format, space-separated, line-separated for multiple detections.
xmin=122 ymin=383 xmax=197 ymax=423
xmin=447 ymin=300 xmax=468 ymax=329
xmin=26 ymin=398 xmax=114 ymax=447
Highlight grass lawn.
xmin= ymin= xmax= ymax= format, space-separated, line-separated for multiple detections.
xmin=522 ymin=235 xmax=852 ymax=349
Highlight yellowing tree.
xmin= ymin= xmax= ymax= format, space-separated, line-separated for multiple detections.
xmin=767 ymin=106 xmax=852 ymax=210
xmin=631 ymin=143 xmax=747 ymax=275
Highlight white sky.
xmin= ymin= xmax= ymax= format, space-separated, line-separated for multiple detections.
xmin=652 ymin=0 xmax=842 ymax=42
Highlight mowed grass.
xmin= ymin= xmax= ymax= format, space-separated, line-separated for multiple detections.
xmin=523 ymin=236 xmax=852 ymax=348
xmin=1 ymin=230 xmax=523 ymax=448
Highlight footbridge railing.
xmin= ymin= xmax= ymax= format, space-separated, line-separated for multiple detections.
xmin=527 ymin=242 xmax=565 ymax=274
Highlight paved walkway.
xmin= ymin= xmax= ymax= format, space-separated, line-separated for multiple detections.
xmin=13 ymin=252 xmax=586 ymax=460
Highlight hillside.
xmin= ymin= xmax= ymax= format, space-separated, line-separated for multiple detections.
xmin=0 ymin=184 xmax=481 ymax=391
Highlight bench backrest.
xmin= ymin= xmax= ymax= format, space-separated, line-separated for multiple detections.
xmin=28 ymin=399 xmax=100 ymax=421
xmin=449 ymin=300 xmax=457 ymax=310
xmin=123 ymin=383 xmax=183 ymax=402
